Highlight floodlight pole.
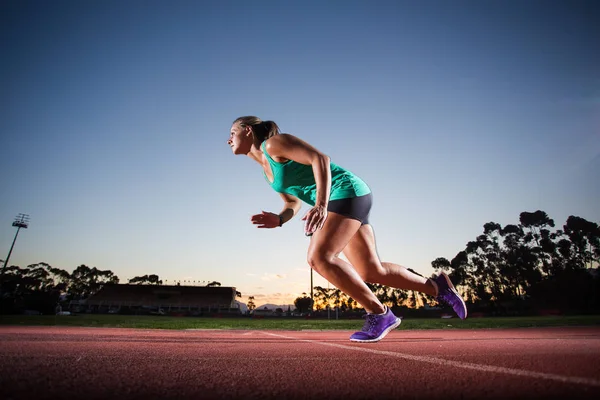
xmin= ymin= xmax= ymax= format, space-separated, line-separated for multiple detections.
xmin=0 ymin=213 xmax=30 ymax=283
xmin=310 ymin=268 xmax=314 ymax=313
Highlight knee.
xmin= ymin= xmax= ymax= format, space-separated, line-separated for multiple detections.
xmin=306 ymin=248 xmax=339 ymax=271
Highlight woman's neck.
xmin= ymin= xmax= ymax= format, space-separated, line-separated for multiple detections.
xmin=246 ymin=143 xmax=264 ymax=165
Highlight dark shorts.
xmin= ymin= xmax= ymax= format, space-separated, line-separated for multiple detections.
xmin=327 ymin=193 xmax=372 ymax=225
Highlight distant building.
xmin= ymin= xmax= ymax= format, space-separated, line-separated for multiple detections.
xmin=252 ymin=306 xmax=276 ymax=317
xmin=81 ymin=284 xmax=238 ymax=314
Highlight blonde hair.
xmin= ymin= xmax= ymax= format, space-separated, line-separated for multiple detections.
xmin=233 ymin=116 xmax=281 ymax=144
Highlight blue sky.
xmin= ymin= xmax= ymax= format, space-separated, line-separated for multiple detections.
xmin=1 ymin=0 xmax=598 ymax=306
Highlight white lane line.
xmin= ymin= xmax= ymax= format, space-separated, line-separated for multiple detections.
xmin=261 ymin=331 xmax=600 ymax=388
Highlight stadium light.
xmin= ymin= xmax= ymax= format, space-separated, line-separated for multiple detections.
xmin=0 ymin=213 xmax=30 ymax=283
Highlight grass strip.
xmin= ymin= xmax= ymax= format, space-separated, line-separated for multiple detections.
xmin=1 ymin=314 xmax=599 ymax=330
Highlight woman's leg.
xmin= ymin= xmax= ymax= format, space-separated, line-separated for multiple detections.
xmin=343 ymin=224 xmax=437 ymax=296
xmin=307 ymin=212 xmax=386 ymax=314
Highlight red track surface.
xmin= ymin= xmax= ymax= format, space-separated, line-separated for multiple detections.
xmin=1 ymin=325 xmax=599 ymax=400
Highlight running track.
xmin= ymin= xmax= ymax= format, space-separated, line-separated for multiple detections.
xmin=1 ymin=326 xmax=599 ymax=400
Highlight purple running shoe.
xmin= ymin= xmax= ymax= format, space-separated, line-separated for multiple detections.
xmin=350 ymin=306 xmax=401 ymax=343
xmin=433 ymin=272 xmax=467 ymax=319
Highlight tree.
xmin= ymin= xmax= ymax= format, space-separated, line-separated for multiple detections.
xmin=69 ymin=265 xmax=119 ymax=300
xmin=365 ymin=282 xmax=395 ymax=307
xmin=344 ymin=294 xmax=356 ymax=310
xmin=388 ymin=289 xmax=408 ymax=308
xmin=332 ymin=288 xmax=343 ymax=311
xmin=432 ymin=211 xmax=600 ymax=314
xmin=408 ymin=290 xmax=420 ymax=309
xmin=563 ymin=216 xmax=600 ymax=269
xmin=0 ymin=262 xmax=72 ymax=314
xmin=431 ymin=257 xmax=451 ymax=271
xmin=520 ymin=210 xmax=555 ymax=242
xmin=247 ymin=296 xmax=256 ymax=312
xmin=501 ymin=224 xmax=540 ymax=298
xmin=294 ymin=293 xmax=313 ymax=314
xmin=520 ymin=210 xmax=555 ymax=273
xmin=313 ymin=286 xmax=331 ymax=310
xmin=129 ymin=274 xmax=162 ymax=285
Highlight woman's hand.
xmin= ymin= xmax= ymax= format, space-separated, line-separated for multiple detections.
xmin=251 ymin=211 xmax=281 ymax=229
xmin=301 ymin=204 xmax=328 ymax=235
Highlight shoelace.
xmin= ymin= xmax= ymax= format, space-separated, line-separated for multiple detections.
xmin=361 ymin=314 xmax=379 ymax=332
xmin=438 ymin=289 xmax=453 ymax=304
xmin=440 ymin=289 xmax=459 ymax=305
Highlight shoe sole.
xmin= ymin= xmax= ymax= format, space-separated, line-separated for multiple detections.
xmin=440 ymin=272 xmax=468 ymax=319
xmin=349 ymin=317 xmax=402 ymax=343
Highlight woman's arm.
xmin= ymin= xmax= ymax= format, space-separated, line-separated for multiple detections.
xmin=250 ymin=193 xmax=302 ymax=229
xmin=278 ymin=192 xmax=303 ymax=225
xmin=266 ymin=134 xmax=331 ymax=207
xmin=265 ymin=134 xmax=330 ymax=234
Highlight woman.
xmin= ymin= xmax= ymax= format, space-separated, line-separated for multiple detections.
xmin=228 ymin=116 xmax=467 ymax=343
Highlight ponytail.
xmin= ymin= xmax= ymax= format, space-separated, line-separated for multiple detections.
xmin=261 ymin=120 xmax=281 ymax=141
xmin=233 ymin=116 xmax=281 ymax=145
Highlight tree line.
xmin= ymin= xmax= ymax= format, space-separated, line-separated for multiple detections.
xmin=434 ymin=211 xmax=599 ymax=314
xmin=0 ymin=264 xmax=119 ymax=314
xmin=2 ymin=210 xmax=598 ymax=316
xmin=0 ymin=262 xmax=237 ymax=314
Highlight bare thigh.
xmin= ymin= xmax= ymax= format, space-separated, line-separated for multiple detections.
xmin=343 ymin=224 xmax=436 ymax=295
xmin=307 ymin=212 xmax=362 ymax=264
xmin=342 ymin=224 xmax=382 ymax=282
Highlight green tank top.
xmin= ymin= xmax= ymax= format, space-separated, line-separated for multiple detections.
xmin=261 ymin=140 xmax=371 ymax=206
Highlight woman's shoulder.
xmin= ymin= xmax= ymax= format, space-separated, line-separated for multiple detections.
xmin=264 ymin=133 xmax=296 ymax=149
xmin=265 ymin=133 xmax=294 ymax=143
xmin=264 ymin=134 xmax=298 ymax=162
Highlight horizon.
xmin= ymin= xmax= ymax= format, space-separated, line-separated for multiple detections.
xmin=2 ymin=203 xmax=599 ymax=306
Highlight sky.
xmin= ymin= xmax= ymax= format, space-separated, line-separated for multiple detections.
xmin=1 ymin=0 xmax=599 ymax=307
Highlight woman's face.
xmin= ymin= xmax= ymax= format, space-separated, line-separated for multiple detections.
xmin=228 ymin=122 xmax=252 ymax=155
